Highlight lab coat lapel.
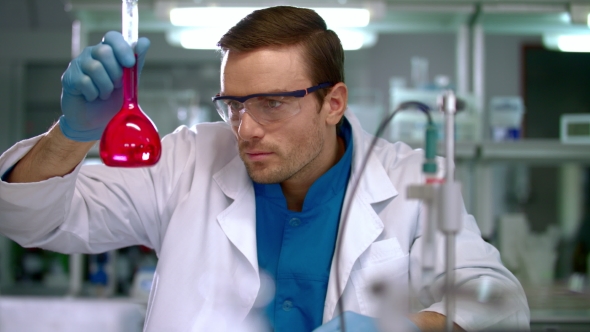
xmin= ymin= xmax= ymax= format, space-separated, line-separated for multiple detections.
xmin=323 ymin=112 xmax=399 ymax=321
xmin=213 ymin=154 xmax=259 ymax=273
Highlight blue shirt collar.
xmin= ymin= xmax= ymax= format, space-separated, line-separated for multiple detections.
xmin=253 ymin=118 xmax=353 ymax=211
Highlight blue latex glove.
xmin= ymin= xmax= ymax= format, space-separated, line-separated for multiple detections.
xmin=59 ymin=31 xmax=150 ymax=141
xmin=312 ymin=311 xmax=421 ymax=332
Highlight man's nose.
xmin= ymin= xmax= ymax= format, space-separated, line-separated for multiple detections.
xmin=237 ymin=111 xmax=265 ymax=141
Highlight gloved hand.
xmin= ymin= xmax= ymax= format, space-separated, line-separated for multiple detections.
xmin=59 ymin=31 xmax=150 ymax=141
xmin=312 ymin=311 xmax=421 ymax=332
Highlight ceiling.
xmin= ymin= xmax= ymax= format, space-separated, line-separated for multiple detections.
xmin=2 ymin=0 xmax=590 ymax=35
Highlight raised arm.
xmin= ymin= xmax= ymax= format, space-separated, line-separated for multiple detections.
xmin=6 ymin=31 xmax=150 ymax=183
xmin=6 ymin=124 xmax=94 ymax=183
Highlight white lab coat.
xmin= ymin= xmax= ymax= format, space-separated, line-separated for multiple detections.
xmin=0 ymin=111 xmax=529 ymax=331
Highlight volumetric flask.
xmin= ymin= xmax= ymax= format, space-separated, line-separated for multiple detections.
xmin=99 ymin=0 xmax=161 ymax=167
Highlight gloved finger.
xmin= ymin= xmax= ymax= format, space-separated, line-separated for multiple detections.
xmin=102 ymin=31 xmax=135 ymax=68
xmin=64 ymin=72 xmax=100 ymax=102
xmin=62 ymin=57 xmax=100 ymax=102
xmin=135 ymin=37 xmax=150 ymax=76
xmin=80 ymin=53 xmax=115 ymax=100
xmin=90 ymin=43 xmax=123 ymax=89
xmin=341 ymin=311 xmax=379 ymax=331
xmin=312 ymin=316 xmax=340 ymax=332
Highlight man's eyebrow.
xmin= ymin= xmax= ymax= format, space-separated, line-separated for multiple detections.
xmin=219 ymin=88 xmax=294 ymax=97
xmin=265 ymin=88 xmax=291 ymax=93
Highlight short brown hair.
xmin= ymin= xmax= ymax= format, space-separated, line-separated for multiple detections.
xmin=217 ymin=6 xmax=345 ymax=104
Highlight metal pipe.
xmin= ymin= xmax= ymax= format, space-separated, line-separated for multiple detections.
xmin=456 ymin=24 xmax=470 ymax=96
xmin=472 ymin=24 xmax=485 ymax=137
xmin=68 ymin=19 xmax=88 ymax=297
xmin=445 ymin=234 xmax=456 ymax=332
xmin=68 ymin=254 xmax=83 ymax=296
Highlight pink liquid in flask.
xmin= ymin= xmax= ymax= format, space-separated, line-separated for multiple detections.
xmin=99 ymin=56 xmax=161 ymax=167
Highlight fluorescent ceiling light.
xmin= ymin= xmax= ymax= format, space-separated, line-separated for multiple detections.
xmin=333 ymin=29 xmax=377 ymax=50
xmin=170 ymin=7 xmax=370 ymax=29
xmin=544 ymin=34 xmax=590 ymax=52
xmin=167 ymin=28 xmax=226 ymax=50
xmin=558 ymin=35 xmax=590 ymax=52
xmin=170 ymin=7 xmax=261 ymax=28
xmin=312 ymin=8 xmax=370 ymax=28
xmin=168 ymin=28 xmax=377 ymax=51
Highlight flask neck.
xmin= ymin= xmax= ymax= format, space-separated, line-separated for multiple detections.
xmin=122 ymin=58 xmax=138 ymax=106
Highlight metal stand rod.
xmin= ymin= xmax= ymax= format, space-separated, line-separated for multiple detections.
xmin=68 ymin=253 xmax=83 ymax=296
xmin=68 ymin=19 xmax=86 ymax=298
xmin=441 ymin=91 xmax=458 ymax=332
xmin=445 ymin=234 xmax=456 ymax=332
xmin=409 ymin=92 xmax=462 ymax=332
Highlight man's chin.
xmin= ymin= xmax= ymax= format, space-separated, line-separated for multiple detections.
xmin=247 ymin=171 xmax=280 ymax=184
xmin=245 ymin=166 xmax=287 ymax=184
xmin=240 ymin=153 xmax=290 ymax=184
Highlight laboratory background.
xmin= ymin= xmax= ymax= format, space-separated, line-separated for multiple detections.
xmin=1 ymin=0 xmax=590 ymax=331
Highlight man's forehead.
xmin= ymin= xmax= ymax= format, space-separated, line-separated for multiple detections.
xmin=220 ymin=45 xmax=311 ymax=95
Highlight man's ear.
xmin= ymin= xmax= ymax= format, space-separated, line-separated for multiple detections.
xmin=323 ymin=83 xmax=348 ymax=126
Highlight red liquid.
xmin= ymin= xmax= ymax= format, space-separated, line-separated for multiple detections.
xmin=100 ymin=56 xmax=161 ymax=167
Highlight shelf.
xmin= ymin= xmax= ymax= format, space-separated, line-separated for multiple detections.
xmin=402 ymin=139 xmax=590 ymax=163
xmin=404 ymin=141 xmax=479 ymax=159
xmin=85 ymin=137 xmax=590 ymax=164
xmin=480 ymin=140 xmax=590 ymax=163
xmin=527 ymin=283 xmax=590 ymax=323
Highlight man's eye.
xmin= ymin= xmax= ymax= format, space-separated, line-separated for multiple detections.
xmin=264 ymin=99 xmax=283 ymax=109
xmin=226 ymin=101 xmax=243 ymax=110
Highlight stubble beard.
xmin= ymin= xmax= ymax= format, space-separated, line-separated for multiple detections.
xmin=239 ymin=121 xmax=324 ymax=184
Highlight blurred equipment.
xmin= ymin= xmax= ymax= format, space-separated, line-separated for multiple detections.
xmin=489 ymin=96 xmax=525 ymax=141
xmin=0 ymin=297 xmax=145 ymax=332
xmin=560 ymin=114 xmax=590 ymax=144
xmin=388 ymin=57 xmax=479 ymax=143
xmin=348 ymin=89 xmax=384 ymax=135
xmin=131 ymin=267 xmax=155 ymax=302
xmin=88 ymin=252 xmax=117 ymax=297
xmin=499 ymin=213 xmax=560 ymax=286
xmin=410 ymin=56 xmax=429 ymax=89
xmin=389 ymin=87 xmax=479 ymax=143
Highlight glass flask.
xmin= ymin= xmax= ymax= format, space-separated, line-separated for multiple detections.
xmin=99 ymin=59 xmax=161 ymax=167
xmin=99 ymin=0 xmax=161 ymax=167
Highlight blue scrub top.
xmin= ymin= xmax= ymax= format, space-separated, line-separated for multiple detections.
xmin=254 ymin=118 xmax=353 ymax=331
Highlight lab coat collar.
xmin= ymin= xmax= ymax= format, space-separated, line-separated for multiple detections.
xmin=347 ymin=110 xmax=399 ymax=203
xmin=213 ymin=154 xmax=259 ymax=273
xmin=323 ymin=110 xmax=399 ymax=321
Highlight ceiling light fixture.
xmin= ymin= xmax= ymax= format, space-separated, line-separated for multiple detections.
xmin=543 ymin=34 xmax=590 ymax=52
xmin=167 ymin=27 xmax=378 ymax=51
xmin=557 ymin=35 xmax=590 ymax=52
xmin=169 ymin=7 xmax=371 ymax=29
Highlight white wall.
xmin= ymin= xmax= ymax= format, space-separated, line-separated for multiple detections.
xmin=0 ymin=31 xmax=71 ymax=151
xmin=486 ymin=34 xmax=542 ymax=103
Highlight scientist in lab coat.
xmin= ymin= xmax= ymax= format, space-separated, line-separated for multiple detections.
xmin=0 ymin=6 xmax=528 ymax=332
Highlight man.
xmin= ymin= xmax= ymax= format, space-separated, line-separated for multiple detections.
xmin=0 ymin=6 xmax=528 ymax=332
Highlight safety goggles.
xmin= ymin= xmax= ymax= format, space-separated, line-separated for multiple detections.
xmin=212 ymin=82 xmax=333 ymax=126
